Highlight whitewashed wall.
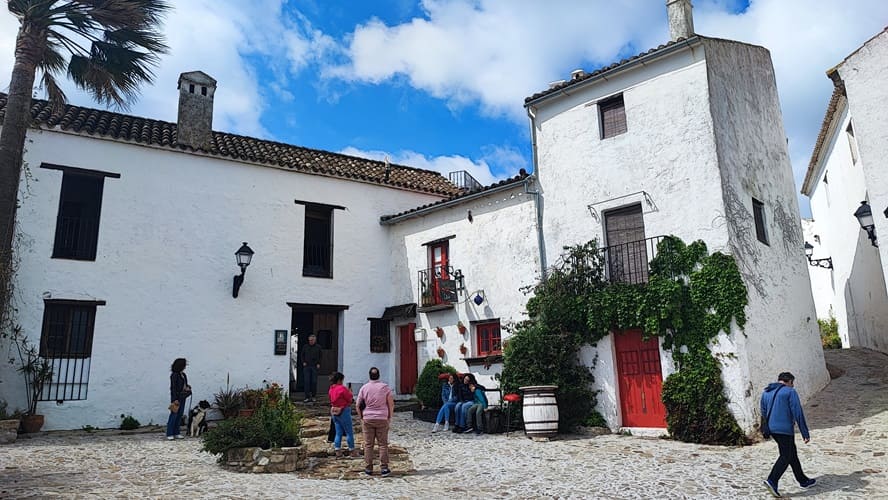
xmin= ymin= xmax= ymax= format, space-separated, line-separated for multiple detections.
xmin=1 ymin=129 xmax=442 ymax=430
xmin=805 ymin=99 xmax=888 ymax=353
xmin=703 ymin=38 xmax=829 ymax=429
xmin=385 ymin=182 xmax=539 ymax=391
xmin=838 ymin=30 xmax=888 ymax=299
xmin=801 ymin=219 xmax=836 ymax=321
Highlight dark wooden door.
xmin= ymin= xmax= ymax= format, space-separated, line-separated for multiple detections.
xmin=604 ymin=204 xmax=648 ymax=283
xmin=291 ymin=309 xmax=339 ymax=396
xmin=615 ymin=329 xmax=666 ymax=428
xmin=398 ymin=323 xmax=417 ymax=394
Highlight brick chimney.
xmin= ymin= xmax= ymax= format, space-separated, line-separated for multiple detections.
xmin=176 ymin=71 xmax=217 ymax=150
xmin=666 ymin=0 xmax=695 ymax=41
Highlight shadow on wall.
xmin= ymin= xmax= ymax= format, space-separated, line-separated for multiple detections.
xmin=842 ymin=231 xmax=888 ymax=353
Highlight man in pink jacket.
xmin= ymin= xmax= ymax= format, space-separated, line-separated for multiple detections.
xmin=356 ymin=367 xmax=395 ymax=476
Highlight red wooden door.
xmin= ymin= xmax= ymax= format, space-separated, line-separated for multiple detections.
xmin=615 ymin=329 xmax=666 ymax=427
xmin=399 ymin=323 xmax=418 ymax=394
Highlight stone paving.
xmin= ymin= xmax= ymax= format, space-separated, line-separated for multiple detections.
xmin=1 ymin=348 xmax=887 ymax=499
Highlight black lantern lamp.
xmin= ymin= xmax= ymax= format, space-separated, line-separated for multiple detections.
xmin=232 ymin=242 xmax=254 ymax=298
xmin=853 ymin=201 xmax=878 ymax=247
xmin=804 ymin=241 xmax=833 ymax=269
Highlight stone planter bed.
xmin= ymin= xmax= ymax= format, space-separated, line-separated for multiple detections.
xmin=224 ymin=446 xmax=306 ymax=473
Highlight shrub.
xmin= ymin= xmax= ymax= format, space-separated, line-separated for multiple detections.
xmin=119 ymin=414 xmax=141 ymax=430
xmin=416 ymin=359 xmax=458 ymax=408
xmin=201 ymin=396 xmax=302 ymax=460
xmin=818 ymin=316 xmax=841 ymax=349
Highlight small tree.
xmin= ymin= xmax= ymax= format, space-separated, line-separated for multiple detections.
xmin=8 ymin=325 xmax=53 ymax=415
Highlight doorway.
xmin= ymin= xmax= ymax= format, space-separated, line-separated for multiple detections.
xmin=289 ymin=305 xmax=343 ymax=399
xmin=614 ymin=329 xmax=667 ymax=428
xmin=398 ymin=323 xmax=417 ymax=394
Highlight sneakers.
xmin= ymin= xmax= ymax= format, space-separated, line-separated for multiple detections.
xmin=800 ymin=478 xmax=817 ymax=488
xmin=462 ymin=427 xmax=474 ymax=434
xmin=334 ymin=449 xmax=344 ymax=459
xmin=443 ymin=422 xmax=449 ymax=432
xmin=432 ymin=423 xmax=440 ymax=432
xmin=763 ymin=479 xmax=780 ymax=498
xmin=364 ymin=468 xmax=373 ymax=476
xmin=174 ymin=435 xmax=184 ymax=440
xmin=381 ymin=467 xmax=391 ymax=477
xmin=349 ymin=449 xmax=360 ymax=458
xmin=166 ymin=436 xmax=175 ymax=441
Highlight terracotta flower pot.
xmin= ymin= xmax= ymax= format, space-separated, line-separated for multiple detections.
xmin=437 ymin=347 xmax=446 ymax=358
xmin=459 ymin=343 xmax=468 ymax=355
xmin=238 ymin=408 xmax=255 ymax=418
xmin=457 ymin=322 xmax=467 ymax=335
xmin=20 ymin=414 xmax=44 ymax=433
xmin=435 ymin=327 xmax=444 ymax=338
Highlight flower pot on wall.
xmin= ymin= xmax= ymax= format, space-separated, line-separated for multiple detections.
xmin=435 ymin=327 xmax=444 ymax=338
xmin=20 ymin=414 xmax=44 ymax=433
xmin=437 ymin=347 xmax=446 ymax=359
xmin=459 ymin=343 xmax=468 ymax=355
xmin=457 ymin=321 xmax=467 ymax=335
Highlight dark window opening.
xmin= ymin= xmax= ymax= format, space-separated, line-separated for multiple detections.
xmin=604 ymin=204 xmax=648 ymax=284
xmin=476 ymin=320 xmax=502 ymax=356
xmin=201 ymin=86 xmax=207 ymax=96
xmin=52 ymin=172 xmax=105 ymax=260
xmin=39 ymin=300 xmax=102 ymax=402
xmin=370 ymin=319 xmax=391 ymax=353
xmin=189 ymin=83 xmax=195 ymax=94
xmin=752 ymin=198 xmax=769 ymax=245
xmin=303 ymin=205 xmax=333 ymax=278
xmin=600 ymin=94 xmax=627 ymax=139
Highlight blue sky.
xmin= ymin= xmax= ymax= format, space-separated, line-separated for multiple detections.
xmin=1 ymin=0 xmax=886 ymax=213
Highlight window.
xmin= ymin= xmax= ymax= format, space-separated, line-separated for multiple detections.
xmin=752 ymin=198 xmax=769 ymax=245
xmin=476 ymin=320 xmax=502 ymax=356
xmin=52 ymin=172 xmax=106 ymax=260
xmin=604 ymin=204 xmax=648 ymax=284
xmin=39 ymin=300 xmax=104 ymax=401
xmin=599 ymin=94 xmax=627 ymax=139
xmin=846 ymin=123 xmax=859 ymax=165
xmin=370 ymin=319 xmax=391 ymax=353
xmin=303 ymin=204 xmax=333 ymax=278
xmin=420 ymin=240 xmax=457 ymax=307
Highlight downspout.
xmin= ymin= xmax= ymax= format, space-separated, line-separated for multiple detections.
xmin=525 ymin=105 xmax=548 ymax=280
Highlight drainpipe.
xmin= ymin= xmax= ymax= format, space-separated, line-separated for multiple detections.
xmin=525 ymin=105 xmax=548 ymax=280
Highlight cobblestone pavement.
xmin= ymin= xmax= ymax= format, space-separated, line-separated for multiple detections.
xmin=1 ymin=348 xmax=887 ymax=499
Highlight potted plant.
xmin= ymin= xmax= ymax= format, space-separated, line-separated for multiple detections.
xmin=9 ymin=326 xmax=53 ymax=433
xmin=459 ymin=343 xmax=468 ymax=355
xmin=457 ymin=321 xmax=467 ymax=335
xmin=0 ymin=400 xmax=24 ymax=444
xmin=214 ymin=385 xmax=243 ymax=419
xmin=436 ymin=346 xmax=446 ymax=358
xmin=240 ymin=388 xmax=262 ymax=417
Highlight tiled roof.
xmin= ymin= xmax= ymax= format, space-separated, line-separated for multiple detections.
xmin=380 ymin=169 xmax=530 ymax=223
xmin=0 ymin=93 xmax=460 ymax=197
xmin=524 ymin=36 xmax=700 ymax=105
xmin=801 ymin=81 xmax=845 ymax=196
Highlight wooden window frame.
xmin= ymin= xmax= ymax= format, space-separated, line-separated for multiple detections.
xmin=752 ymin=198 xmax=769 ymax=246
xmin=599 ymin=94 xmax=627 ymax=139
xmin=302 ymin=204 xmax=334 ymax=278
xmin=40 ymin=300 xmax=104 ymax=359
xmin=475 ymin=320 xmax=502 ymax=356
xmin=51 ymin=171 xmax=109 ymax=261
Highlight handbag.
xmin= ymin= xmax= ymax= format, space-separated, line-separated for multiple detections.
xmin=168 ymin=400 xmax=180 ymax=413
xmin=330 ymin=406 xmax=343 ymax=416
xmin=761 ymin=386 xmax=783 ymax=438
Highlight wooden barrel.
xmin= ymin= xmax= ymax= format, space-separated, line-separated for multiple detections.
xmin=519 ymin=385 xmax=559 ymax=438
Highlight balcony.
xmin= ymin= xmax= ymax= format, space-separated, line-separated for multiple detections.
xmin=448 ymin=170 xmax=483 ymax=193
xmin=418 ymin=265 xmax=463 ymax=311
xmin=601 ymin=235 xmax=665 ymax=285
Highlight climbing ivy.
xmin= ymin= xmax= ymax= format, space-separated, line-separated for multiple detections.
xmin=501 ymin=236 xmax=748 ymax=444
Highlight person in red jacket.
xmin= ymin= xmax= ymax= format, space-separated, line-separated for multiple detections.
xmin=328 ymin=372 xmax=356 ymax=458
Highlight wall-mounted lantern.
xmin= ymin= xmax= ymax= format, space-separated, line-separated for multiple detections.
xmin=853 ymin=201 xmax=878 ymax=247
xmin=232 ymin=242 xmax=254 ymax=298
xmin=804 ymin=241 xmax=833 ymax=269
xmin=473 ymin=290 xmax=485 ymax=306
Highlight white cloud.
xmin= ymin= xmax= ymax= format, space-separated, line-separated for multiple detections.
xmin=340 ymin=145 xmax=500 ymax=186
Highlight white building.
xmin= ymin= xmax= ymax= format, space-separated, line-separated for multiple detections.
xmin=521 ymin=0 xmax=829 ymax=432
xmin=800 ymin=219 xmax=835 ymax=321
xmin=801 ymin=27 xmax=888 ymax=353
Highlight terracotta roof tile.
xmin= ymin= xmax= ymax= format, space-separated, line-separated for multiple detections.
xmin=0 ymin=93 xmax=460 ymax=197
xmin=801 ymin=81 xmax=845 ymax=195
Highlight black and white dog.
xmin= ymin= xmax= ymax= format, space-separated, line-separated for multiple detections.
xmin=188 ymin=400 xmax=212 ymax=437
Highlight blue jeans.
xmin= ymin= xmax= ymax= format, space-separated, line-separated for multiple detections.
xmin=455 ymin=401 xmax=473 ymax=427
xmin=436 ymin=402 xmax=457 ymax=424
xmin=303 ymin=365 xmax=318 ymax=398
xmin=166 ymin=396 xmax=186 ymax=437
xmin=333 ymin=407 xmax=355 ymax=450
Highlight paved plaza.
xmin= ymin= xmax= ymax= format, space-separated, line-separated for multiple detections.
xmin=1 ymin=348 xmax=887 ymax=499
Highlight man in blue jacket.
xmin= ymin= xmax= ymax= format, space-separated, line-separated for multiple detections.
xmin=761 ymin=372 xmax=816 ymax=497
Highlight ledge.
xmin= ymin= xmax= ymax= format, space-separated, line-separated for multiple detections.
xmin=462 ymin=354 xmax=504 ymax=367
xmin=417 ymin=303 xmax=454 ymax=314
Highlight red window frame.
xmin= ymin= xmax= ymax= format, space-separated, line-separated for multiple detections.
xmin=476 ymin=321 xmax=502 ymax=356
xmin=429 ymin=241 xmax=449 ymax=305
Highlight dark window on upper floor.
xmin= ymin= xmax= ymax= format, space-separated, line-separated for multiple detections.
xmin=52 ymin=172 xmax=105 ymax=260
xmin=599 ymin=94 xmax=627 ymax=139
xmin=303 ymin=205 xmax=333 ymax=278
xmin=752 ymin=198 xmax=769 ymax=245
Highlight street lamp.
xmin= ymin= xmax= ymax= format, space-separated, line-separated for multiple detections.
xmin=232 ymin=242 xmax=254 ymax=298
xmin=853 ymin=201 xmax=878 ymax=247
xmin=804 ymin=241 xmax=833 ymax=269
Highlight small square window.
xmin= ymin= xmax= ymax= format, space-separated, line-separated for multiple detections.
xmin=752 ymin=198 xmax=769 ymax=245
xmin=599 ymin=95 xmax=627 ymax=139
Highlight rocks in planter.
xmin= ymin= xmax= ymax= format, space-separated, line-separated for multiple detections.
xmin=0 ymin=419 xmax=20 ymax=444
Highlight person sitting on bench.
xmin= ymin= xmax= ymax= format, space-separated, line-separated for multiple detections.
xmin=433 ymin=374 xmax=459 ymax=432
xmin=463 ymin=382 xmax=489 ymax=434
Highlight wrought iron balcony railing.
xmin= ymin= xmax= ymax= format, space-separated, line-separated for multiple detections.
xmin=448 ymin=170 xmax=483 ymax=193
xmin=418 ymin=265 xmax=463 ymax=307
xmin=601 ymin=235 xmax=664 ymax=285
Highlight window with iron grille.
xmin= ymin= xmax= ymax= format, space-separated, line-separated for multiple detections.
xmin=52 ymin=172 xmax=105 ymax=260
xmin=370 ymin=319 xmax=391 ymax=353
xmin=599 ymin=94 xmax=627 ymax=139
xmin=303 ymin=204 xmax=333 ymax=278
xmin=39 ymin=300 xmax=103 ymax=401
xmin=475 ymin=320 xmax=502 ymax=356
xmin=752 ymin=198 xmax=769 ymax=245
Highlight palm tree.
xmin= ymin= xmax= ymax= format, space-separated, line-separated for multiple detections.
xmin=0 ymin=0 xmax=170 ymax=322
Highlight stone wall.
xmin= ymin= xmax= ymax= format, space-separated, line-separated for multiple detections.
xmin=224 ymin=446 xmax=306 ymax=473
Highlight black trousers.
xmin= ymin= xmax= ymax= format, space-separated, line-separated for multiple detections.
xmin=768 ymin=433 xmax=810 ymax=486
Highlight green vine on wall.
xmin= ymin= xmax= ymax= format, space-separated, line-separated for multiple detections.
xmin=501 ymin=236 xmax=748 ymax=444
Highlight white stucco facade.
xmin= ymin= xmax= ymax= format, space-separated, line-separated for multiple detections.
xmin=1 ymin=128 xmax=443 ymax=430
xmin=527 ymin=36 xmax=828 ymax=433
xmin=801 ymin=219 xmax=836 ymax=321
xmin=802 ymin=27 xmax=888 ymax=354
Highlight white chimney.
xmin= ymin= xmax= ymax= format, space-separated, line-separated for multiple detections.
xmin=570 ymin=69 xmax=586 ymax=80
xmin=177 ymin=71 xmax=217 ymax=150
xmin=666 ymin=0 xmax=695 ymax=41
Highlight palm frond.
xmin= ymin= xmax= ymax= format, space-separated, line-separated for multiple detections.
xmin=40 ymin=71 xmax=68 ymax=113
xmin=68 ymin=39 xmax=160 ymax=109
